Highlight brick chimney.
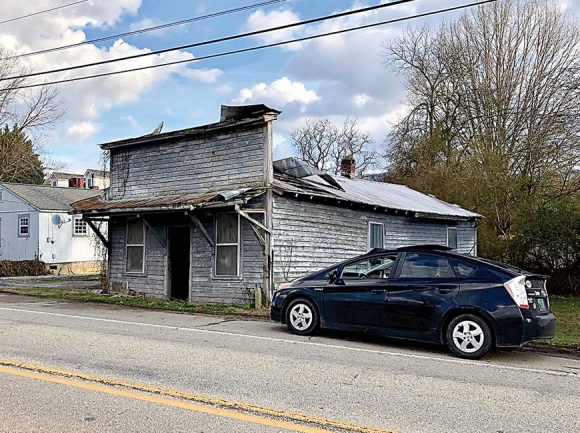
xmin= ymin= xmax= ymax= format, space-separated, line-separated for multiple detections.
xmin=340 ymin=156 xmax=356 ymax=178
xmin=68 ymin=177 xmax=85 ymax=188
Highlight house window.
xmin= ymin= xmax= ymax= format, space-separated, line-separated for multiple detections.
xmin=18 ymin=214 xmax=30 ymax=237
xmin=73 ymin=217 xmax=88 ymax=236
xmin=0 ymin=190 xmax=3 ymax=202
xmin=86 ymin=178 xmax=93 ymax=189
xmin=368 ymin=222 xmax=384 ymax=250
xmin=447 ymin=227 xmax=458 ymax=250
xmin=52 ymin=180 xmax=57 ymax=187
xmin=126 ymin=218 xmax=145 ymax=273
xmin=215 ymin=213 xmax=239 ymax=276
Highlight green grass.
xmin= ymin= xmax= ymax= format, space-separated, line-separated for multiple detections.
xmin=0 ymin=288 xmax=268 ymax=318
xmin=538 ymin=297 xmax=580 ymax=349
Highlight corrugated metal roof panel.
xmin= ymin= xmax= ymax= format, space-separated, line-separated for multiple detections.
xmin=273 ymin=173 xmax=481 ymax=219
xmin=71 ymin=189 xmax=260 ymax=214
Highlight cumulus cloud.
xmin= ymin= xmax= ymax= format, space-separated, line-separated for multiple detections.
xmin=66 ymin=121 xmax=100 ymax=140
xmin=178 ymin=68 xmax=223 ymax=83
xmin=233 ymin=77 xmax=319 ymax=107
xmin=243 ymin=9 xmax=302 ymax=50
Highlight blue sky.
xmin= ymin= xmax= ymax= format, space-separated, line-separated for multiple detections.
xmin=0 ymin=0 xmax=578 ymax=174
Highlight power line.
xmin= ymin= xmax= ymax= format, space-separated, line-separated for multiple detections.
xmin=0 ymin=0 xmax=90 ymax=26
xmin=7 ymin=0 xmax=288 ymax=60
xmin=0 ymin=0 xmax=417 ymax=82
xmin=8 ymin=0 xmax=498 ymax=90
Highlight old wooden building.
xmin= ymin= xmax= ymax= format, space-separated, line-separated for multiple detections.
xmin=72 ymin=104 xmax=480 ymax=305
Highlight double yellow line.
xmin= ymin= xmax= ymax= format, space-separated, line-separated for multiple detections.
xmin=0 ymin=359 xmax=395 ymax=433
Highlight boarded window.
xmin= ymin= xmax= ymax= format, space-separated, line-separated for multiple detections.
xmin=126 ymin=219 xmax=145 ymax=273
xmin=18 ymin=214 xmax=30 ymax=237
xmin=368 ymin=222 xmax=384 ymax=249
xmin=73 ymin=217 xmax=88 ymax=236
xmin=447 ymin=227 xmax=458 ymax=250
xmin=215 ymin=213 xmax=239 ymax=276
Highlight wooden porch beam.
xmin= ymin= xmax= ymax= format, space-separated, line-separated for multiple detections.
xmin=141 ymin=216 xmax=166 ymax=248
xmin=189 ymin=213 xmax=214 ymax=248
xmin=84 ymin=219 xmax=110 ymax=249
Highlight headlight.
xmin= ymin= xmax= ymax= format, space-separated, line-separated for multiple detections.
xmin=279 ymin=282 xmax=292 ymax=290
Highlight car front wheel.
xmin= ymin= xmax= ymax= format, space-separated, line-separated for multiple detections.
xmin=285 ymin=298 xmax=319 ymax=336
xmin=446 ymin=314 xmax=492 ymax=359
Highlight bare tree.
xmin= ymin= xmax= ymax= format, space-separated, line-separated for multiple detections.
xmin=0 ymin=47 xmax=64 ymax=182
xmin=291 ymin=117 xmax=378 ymax=176
xmin=383 ymin=0 xmax=580 ymax=249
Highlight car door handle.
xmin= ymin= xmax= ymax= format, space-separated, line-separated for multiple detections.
xmin=371 ymin=289 xmax=386 ymax=294
xmin=435 ymin=286 xmax=456 ymax=294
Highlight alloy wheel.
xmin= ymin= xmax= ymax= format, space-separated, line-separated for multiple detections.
xmin=289 ymin=303 xmax=313 ymax=331
xmin=452 ymin=320 xmax=485 ymax=353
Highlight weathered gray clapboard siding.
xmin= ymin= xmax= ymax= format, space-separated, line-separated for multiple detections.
xmin=189 ymin=213 xmax=264 ymax=305
xmin=272 ymin=196 xmax=477 ymax=284
xmin=108 ymin=216 xmax=168 ymax=297
xmin=108 ymin=214 xmax=264 ymax=304
xmin=109 ymin=125 xmax=267 ymax=199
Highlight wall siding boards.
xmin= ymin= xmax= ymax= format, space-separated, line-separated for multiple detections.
xmin=109 ymin=125 xmax=267 ymax=200
xmin=271 ymin=196 xmax=477 ymax=285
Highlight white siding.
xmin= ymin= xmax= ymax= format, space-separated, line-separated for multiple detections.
xmin=38 ymin=213 xmax=105 ymax=264
xmin=0 ymin=188 xmax=40 ymax=260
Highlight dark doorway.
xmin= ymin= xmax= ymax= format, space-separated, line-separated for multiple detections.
xmin=168 ymin=226 xmax=190 ymax=301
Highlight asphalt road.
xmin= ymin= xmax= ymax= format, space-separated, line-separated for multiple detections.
xmin=0 ymin=293 xmax=579 ymax=433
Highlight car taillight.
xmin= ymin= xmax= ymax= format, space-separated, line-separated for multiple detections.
xmin=504 ymin=276 xmax=529 ymax=309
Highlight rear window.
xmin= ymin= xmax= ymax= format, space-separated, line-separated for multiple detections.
xmin=449 ymin=258 xmax=477 ymax=278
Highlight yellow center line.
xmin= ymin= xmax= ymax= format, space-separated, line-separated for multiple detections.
xmin=0 ymin=359 xmax=396 ymax=433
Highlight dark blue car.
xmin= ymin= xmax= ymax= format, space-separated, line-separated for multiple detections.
xmin=270 ymin=245 xmax=556 ymax=359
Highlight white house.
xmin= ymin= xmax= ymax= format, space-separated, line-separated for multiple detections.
xmin=83 ymin=169 xmax=110 ymax=190
xmin=0 ymin=183 xmax=106 ymax=274
xmin=47 ymin=172 xmax=83 ymax=187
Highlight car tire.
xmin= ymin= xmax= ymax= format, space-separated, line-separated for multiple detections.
xmin=285 ymin=298 xmax=319 ymax=336
xmin=446 ymin=314 xmax=492 ymax=359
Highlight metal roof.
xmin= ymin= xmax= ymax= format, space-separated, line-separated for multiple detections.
xmin=273 ymin=173 xmax=481 ymax=220
xmin=1 ymin=183 xmax=102 ymax=211
xmin=71 ymin=189 xmax=263 ymax=215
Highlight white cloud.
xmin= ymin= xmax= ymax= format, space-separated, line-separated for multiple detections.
xmin=66 ymin=121 xmax=100 ymax=140
xmin=353 ymin=94 xmax=372 ymax=107
xmin=121 ymin=115 xmax=140 ymax=129
xmin=215 ymin=84 xmax=232 ymax=95
xmin=233 ymin=77 xmax=319 ymax=107
xmin=243 ymin=9 xmax=303 ymax=50
xmin=128 ymin=17 xmax=165 ymax=35
xmin=178 ymin=68 xmax=223 ymax=83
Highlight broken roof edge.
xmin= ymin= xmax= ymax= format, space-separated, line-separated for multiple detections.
xmin=99 ymin=104 xmax=281 ymax=151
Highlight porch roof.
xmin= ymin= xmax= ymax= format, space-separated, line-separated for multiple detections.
xmin=71 ymin=188 xmax=264 ymax=216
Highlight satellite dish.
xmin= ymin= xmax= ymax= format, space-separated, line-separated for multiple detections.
xmin=52 ymin=214 xmax=62 ymax=226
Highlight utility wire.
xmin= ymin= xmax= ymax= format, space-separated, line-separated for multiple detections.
xmin=0 ymin=0 xmax=90 ymax=26
xmin=7 ymin=0 xmax=288 ymax=60
xmin=0 ymin=0 xmax=417 ymax=82
xmin=8 ymin=0 xmax=498 ymax=90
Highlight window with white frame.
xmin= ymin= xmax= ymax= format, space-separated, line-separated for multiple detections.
xmin=73 ymin=217 xmax=88 ymax=236
xmin=126 ymin=219 xmax=145 ymax=273
xmin=18 ymin=214 xmax=30 ymax=237
xmin=368 ymin=222 xmax=384 ymax=250
xmin=447 ymin=227 xmax=458 ymax=250
xmin=86 ymin=177 xmax=93 ymax=189
xmin=215 ymin=213 xmax=239 ymax=276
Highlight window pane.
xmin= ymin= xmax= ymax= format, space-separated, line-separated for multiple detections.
xmin=127 ymin=219 xmax=144 ymax=244
xmin=126 ymin=246 xmax=144 ymax=272
xmin=399 ymin=253 xmax=454 ymax=278
xmin=216 ymin=213 xmax=238 ymax=244
xmin=216 ymin=245 xmax=238 ymax=276
xmin=451 ymin=259 xmax=477 ymax=278
xmin=369 ymin=223 xmax=384 ymax=249
xmin=341 ymin=255 xmax=397 ymax=280
xmin=447 ymin=228 xmax=458 ymax=250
